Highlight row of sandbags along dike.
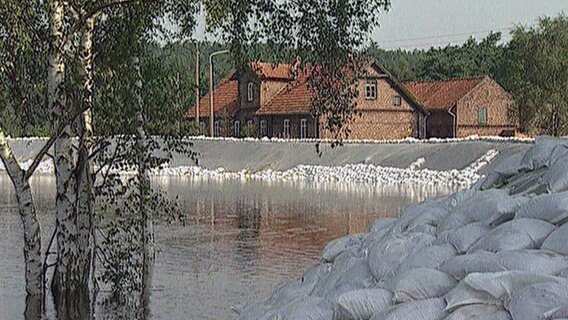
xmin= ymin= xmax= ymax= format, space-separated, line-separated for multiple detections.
xmin=234 ymin=136 xmax=568 ymax=320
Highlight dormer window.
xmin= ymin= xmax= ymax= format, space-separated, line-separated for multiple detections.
xmin=365 ymin=80 xmax=377 ymax=100
xmin=247 ymin=82 xmax=254 ymax=102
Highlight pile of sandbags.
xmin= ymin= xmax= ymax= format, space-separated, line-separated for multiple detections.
xmin=234 ymin=136 xmax=568 ymax=320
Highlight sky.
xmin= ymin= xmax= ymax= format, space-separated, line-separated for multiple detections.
xmin=372 ymin=0 xmax=567 ymax=50
xmin=190 ymin=0 xmax=567 ymax=51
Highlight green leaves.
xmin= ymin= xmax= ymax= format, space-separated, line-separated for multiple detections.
xmin=504 ymin=14 xmax=568 ymax=135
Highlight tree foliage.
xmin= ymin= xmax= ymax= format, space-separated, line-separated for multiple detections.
xmin=502 ymin=15 xmax=568 ymax=135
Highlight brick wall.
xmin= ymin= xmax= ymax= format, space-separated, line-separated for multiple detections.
xmin=318 ymin=77 xmax=421 ymax=140
xmin=456 ymin=78 xmax=517 ymax=137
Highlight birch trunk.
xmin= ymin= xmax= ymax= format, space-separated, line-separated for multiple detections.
xmin=133 ymin=54 xmax=154 ymax=316
xmin=0 ymin=130 xmax=43 ymax=313
xmin=75 ymin=15 xmax=96 ymax=307
xmin=76 ymin=15 xmax=95 ymax=280
xmin=48 ymin=1 xmax=91 ymax=317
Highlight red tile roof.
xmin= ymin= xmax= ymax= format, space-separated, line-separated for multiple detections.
xmin=404 ymin=77 xmax=485 ymax=111
xmin=257 ymin=72 xmax=313 ymax=115
xmin=187 ymin=70 xmax=238 ymax=118
xmin=248 ymin=62 xmax=294 ymax=80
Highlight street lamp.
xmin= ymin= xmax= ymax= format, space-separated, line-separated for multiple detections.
xmin=209 ymin=49 xmax=230 ymax=137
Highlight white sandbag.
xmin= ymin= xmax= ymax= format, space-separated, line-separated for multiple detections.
xmin=447 ymin=222 xmax=491 ymax=254
xmin=444 ymin=281 xmax=502 ymax=312
xmin=334 ymin=288 xmax=393 ymax=320
xmin=369 ymin=218 xmax=397 ymax=234
xmin=405 ymin=206 xmax=448 ymax=235
xmin=515 ymin=191 xmax=568 ymax=225
xmin=467 ymin=218 xmax=555 ymax=253
xmin=364 ymin=219 xmax=397 ymax=248
xmin=463 ymin=271 xmax=568 ymax=301
xmin=322 ymin=234 xmax=363 ymax=263
xmin=312 ymin=250 xmax=375 ymax=300
xmin=440 ymin=251 xmax=505 ymax=280
xmin=370 ymin=298 xmax=448 ymax=320
xmin=367 ymin=232 xmax=435 ymax=280
xmin=542 ymin=223 xmax=568 ymax=255
xmin=542 ymin=151 xmax=568 ymax=193
xmin=439 ymin=190 xmax=526 ymax=231
xmin=544 ymin=306 xmax=568 ymax=319
xmin=497 ymin=250 xmax=568 ymax=276
xmin=392 ymin=268 xmax=457 ymax=303
xmin=506 ymin=282 xmax=568 ymax=320
xmin=266 ymin=263 xmax=331 ymax=308
xmin=302 ymin=263 xmax=333 ymax=286
xmin=397 ymin=244 xmax=457 ymax=274
xmin=445 ymin=304 xmax=512 ymax=320
xmin=519 ymin=136 xmax=568 ymax=171
xmin=263 ymin=296 xmax=334 ymax=320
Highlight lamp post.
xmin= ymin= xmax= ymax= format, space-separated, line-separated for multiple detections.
xmin=209 ymin=49 xmax=230 ymax=137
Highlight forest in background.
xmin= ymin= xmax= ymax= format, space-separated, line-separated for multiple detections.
xmin=2 ymin=15 xmax=567 ymax=137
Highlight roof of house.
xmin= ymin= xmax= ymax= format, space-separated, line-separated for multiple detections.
xmin=242 ymin=62 xmax=294 ymax=80
xmin=404 ymin=77 xmax=486 ymax=111
xmin=257 ymin=72 xmax=312 ymax=115
xmin=186 ymin=70 xmax=238 ymax=118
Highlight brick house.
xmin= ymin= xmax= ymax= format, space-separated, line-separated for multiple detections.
xmin=405 ymin=77 xmax=517 ymax=138
xmin=187 ymin=61 xmax=428 ymax=140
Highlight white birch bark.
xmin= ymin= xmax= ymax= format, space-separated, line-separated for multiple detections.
xmin=47 ymin=1 xmax=82 ymax=313
xmin=0 ymin=130 xmax=43 ymax=297
xmin=133 ymin=54 xmax=154 ymax=314
xmin=76 ymin=15 xmax=96 ymax=296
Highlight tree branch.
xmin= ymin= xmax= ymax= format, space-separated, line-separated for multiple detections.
xmin=24 ymin=104 xmax=91 ymax=180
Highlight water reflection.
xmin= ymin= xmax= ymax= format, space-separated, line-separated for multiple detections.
xmin=0 ymin=175 xmax=458 ymax=320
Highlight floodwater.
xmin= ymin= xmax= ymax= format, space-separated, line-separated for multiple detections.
xmin=0 ymin=175 xmax=457 ymax=319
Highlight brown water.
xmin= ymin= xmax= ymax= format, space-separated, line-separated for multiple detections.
xmin=0 ymin=175 xmax=456 ymax=319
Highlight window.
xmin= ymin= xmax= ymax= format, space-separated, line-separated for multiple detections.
xmin=214 ymin=120 xmax=220 ymax=137
xmin=300 ymin=119 xmax=308 ymax=139
xmin=477 ymin=107 xmax=487 ymax=125
xmin=247 ymin=82 xmax=254 ymax=102
xmin=393 ymin=95 xmax=402 ymax=106
xmin=283 ymin=119 xmax=290 ymax=138
xmin=247 ymin=120 xmax=253 ymax=128
xmin=260 ymin=120 xmax=267 ymax=136
xmin=365 ymin=81 xmax=377 ymax=100
xmin=234 ymin=120 xmax=240 ymax=137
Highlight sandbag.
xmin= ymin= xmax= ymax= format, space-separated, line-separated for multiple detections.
xmin=312 ymin=250 xmax=375 ymax=300
xmin=542 ymin=223 xmax=568 ymax=255
xmin=506 ymin=282 xmax=568 ymax=320
xmin=463 ymin=271 xmax=568 ymax=301
xmin=322 ymin=234 xmax=363 ymax=263
xmin=444 ymin=281 xmax=502 ymax=312
xmin=497 ymin=250 xmax=568 ymax=276
xmin=447 ymin=222 xmax=491 ymax=254
xmin=440 ymin=251 xmax=505 ymax=280
xmin=544 ymin=306 xmax=568 ymax=319
xmin=467 ymin=218 xmax=555 ymax=253
xmin=515 ymin=191 xmax=568 ymax=225
xmin=262 ymin=296 xmax=334 ymax=320
xmin=333 ymin=288 xmax=393 ymax=320
xmin=397 ymin=244 xmax=457 ymax=274
xmin=367 ymin=232 xmax=435 ymax=280
xmin=445 ymin=304 xmax=511 ymax=320
xmin=405 ymin=206 xmax=448 ymax=235
xmin=369 ymin=218 xmax=397 ymax=234
xmin=519 ymin=136 xmax=568 ymax=171
xmin=370 ymin=298 xmax=448 ymax=320
xmin=266 ymin=263 xmax=331 ymax=308
xmin=542 ymin=151 xmax=568 ymax=193
xmin=439 ymin=190 xmax=526 ymax=231
xmin=364 ymin=219 xmax=397 ymax=248
xmin=391 ymin=203 xmax=446 ymax=234
xmin=392 ymin=268 xmax=457 ymax=303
